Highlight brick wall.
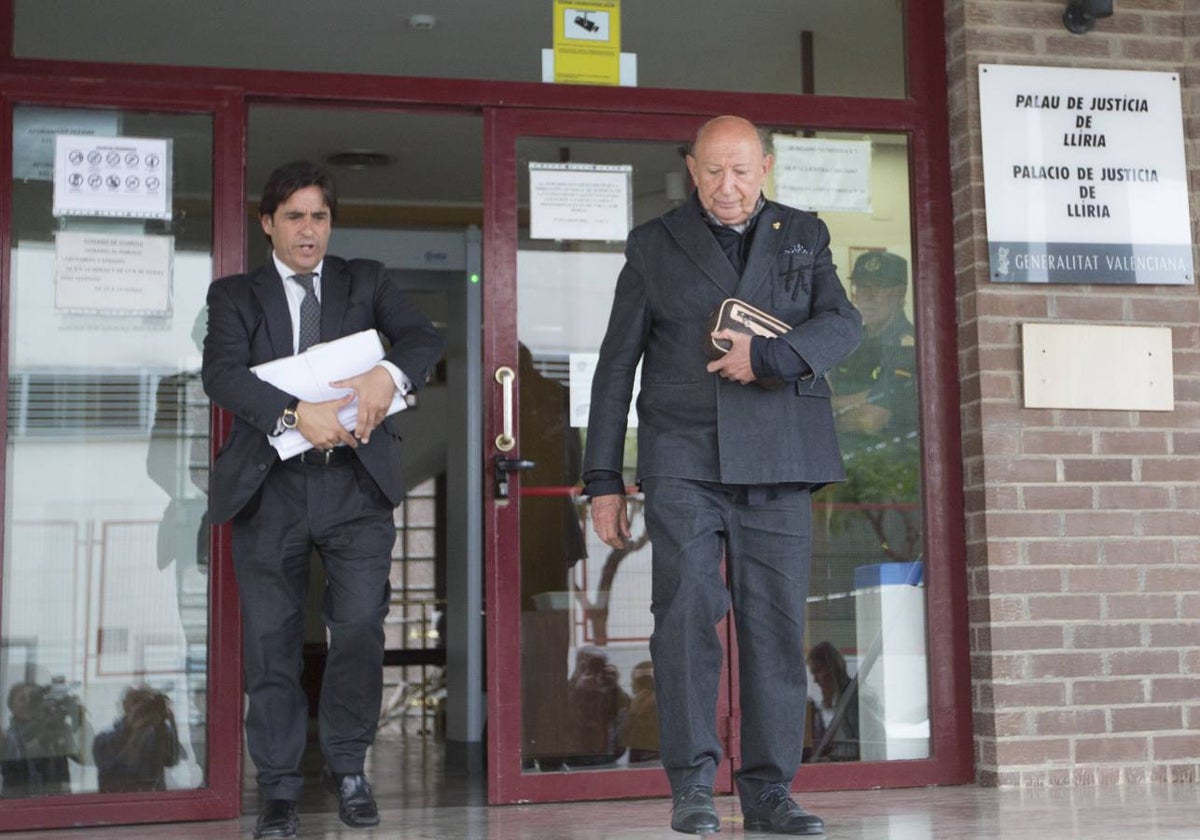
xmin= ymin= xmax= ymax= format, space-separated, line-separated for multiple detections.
xmin=945 ymin=0 xmax=1200 ymax=787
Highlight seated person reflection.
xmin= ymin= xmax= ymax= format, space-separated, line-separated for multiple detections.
xmin=805 ymin=642 xmax=859 ymax=762
xmin=93 ymin=685 xmax=184 ymax=793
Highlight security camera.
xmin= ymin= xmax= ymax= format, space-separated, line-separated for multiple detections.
xmin=1063 ymin=0 xmax=1113 ymax=34
xmin=574 ymin=13 xmax=599 ymax=33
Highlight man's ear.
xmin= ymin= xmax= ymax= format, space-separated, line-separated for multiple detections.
xmin=762 ymin=154 xmax=775 ymax=177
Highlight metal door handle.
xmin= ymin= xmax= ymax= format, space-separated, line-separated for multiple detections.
xmin=493 ymin=455 xmax=536 ymax=500
xmin=495 ymin=365 xmax=515 ymax=451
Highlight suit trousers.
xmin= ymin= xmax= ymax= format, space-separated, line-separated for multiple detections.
xmin=231 ymin=456 xmax=395 ymax=800
xmin=641 ymin=476 xmax=812 ymax=801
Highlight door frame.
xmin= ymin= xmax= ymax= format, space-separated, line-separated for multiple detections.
xmin=0 ymin=75 xmax=245 ymax=831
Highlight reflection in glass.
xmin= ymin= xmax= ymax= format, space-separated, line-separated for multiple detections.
xmin=2 ymin=107 xmax=212 ymax=796
xmin=515 ymin=137 xmax=685 ymax=774
xmin=798 ymin=133 xmax=928 ymax=763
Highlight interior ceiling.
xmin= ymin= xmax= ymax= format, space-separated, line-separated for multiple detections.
xmin=15 ymin=1 xmax=906 ymax=210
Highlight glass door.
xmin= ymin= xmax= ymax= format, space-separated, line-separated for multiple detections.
xmin=484 ymin=111 xmax=717 ymax=803
xmin=0 ymin=80 xmax=243 ymax=831
xmin=484 ymin=108 xmax=959 ymax=804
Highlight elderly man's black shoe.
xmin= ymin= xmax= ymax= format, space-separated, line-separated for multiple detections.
xmin=742 ymin=785 xmax=824 ymax=835
xmin=323 ymin=768 xmax=381 ymax=828
xmin=671 ymin=784 xmax=721 ymax=834
xmin=253 ymin=799 xmax=297 ymax=838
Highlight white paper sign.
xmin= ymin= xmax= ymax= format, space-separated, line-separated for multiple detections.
xmin=529 ymin=162 xmax=632 ymax=241
xmin=53 ymin=135 xmax=172 ymax=220
xmin=979 ymin=64 xmax=1193 ymax=285
xmin=773 ymin=136 xmax=872 ymax=214
xmin=54 ymin=232 xmax=173 ymax=314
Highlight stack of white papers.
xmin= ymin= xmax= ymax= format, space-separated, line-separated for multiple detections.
xmin=251 ymin=329 xmax=407 ymax=460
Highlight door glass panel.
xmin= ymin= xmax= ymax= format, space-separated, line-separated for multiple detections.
xmin=3 ymin=106 xmax=212 ymax=796
xmin=514 ymin=128 xmax=927 ymax=772
xmin=516 ymin=138 xmax=685 ymax=773
xmin=775 ymin=130 xmax=929 ymax=764
xmin=15 ymin=1 xmax=907 ymax=99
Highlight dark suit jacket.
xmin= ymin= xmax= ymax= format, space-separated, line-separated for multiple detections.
xmin=202 ymin=255 xmax=445 ymax=525
xmin=584 ymin=195 xmax=862 ymax=487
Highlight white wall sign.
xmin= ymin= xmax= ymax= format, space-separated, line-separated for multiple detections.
xmin=53 ymin=135 xmax=173 ymax=220
xmin=979 ymin=64 xmax=1193 ymax=285
xmin=55 ymin=232 xmax=174 ymax=314
xmin=773 ymin=136 xmax=872 ymax=214
xmin=529 ymin=162 xmax=632 ymax=241
xmin=568 ymin=352 xmax=640 ymax=429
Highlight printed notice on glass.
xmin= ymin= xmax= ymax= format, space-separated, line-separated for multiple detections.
xmin=773 ymin=136 xmax=872 ymax=214
xmin=529 ymin=162 xmax=632 ymax=241
xmin=55 ymin=232 xmax=174 ymax=314
xmin=553 ymin=0 xmax=621 ymax=86
xmin=53 ymin=135 xmax=172 ymax=220
xmin=979 ymin=64 xmax=1193 ymax=285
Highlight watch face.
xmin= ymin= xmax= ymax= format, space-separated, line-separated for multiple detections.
xmin=283 ymin=408 xmax=298 ymax=429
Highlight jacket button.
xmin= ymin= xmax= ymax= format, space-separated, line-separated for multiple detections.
xmin=258 ymin=463 xmax=267 ymax=471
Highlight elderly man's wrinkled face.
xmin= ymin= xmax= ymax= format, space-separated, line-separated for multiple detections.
xmin=686 ymin=117 xmax=773 ymax=226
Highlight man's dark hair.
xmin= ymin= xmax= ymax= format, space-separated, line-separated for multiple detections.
xmin=258 ymin=161 xmax=338 ymax=222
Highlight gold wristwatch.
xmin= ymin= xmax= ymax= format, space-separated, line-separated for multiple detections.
xmin=281 ymin=398 xmax=300 ymax=430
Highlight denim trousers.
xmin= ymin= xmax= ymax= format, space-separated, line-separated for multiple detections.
xmin=641 ymin=476 xmax=812 ymax=802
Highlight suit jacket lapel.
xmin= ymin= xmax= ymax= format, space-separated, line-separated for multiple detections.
xmin=319 ymin=256 xmax=349 ymax=344
xmin=250 ymin=263 xmax=294 ymax=361
xmin=732 ymin=201 xmax=785 ymax=304
xmin=662 ymin=198 xmax=740 ymax=297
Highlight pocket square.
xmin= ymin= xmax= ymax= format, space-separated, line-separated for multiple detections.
xmin=782 ymin=243 xmax=813 ymax=256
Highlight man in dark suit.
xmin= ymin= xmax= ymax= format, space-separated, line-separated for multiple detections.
xmin=584 ymin=116 xmax=861 ymax=835
xmin=202 ymin=162 xmax=444 ymax=839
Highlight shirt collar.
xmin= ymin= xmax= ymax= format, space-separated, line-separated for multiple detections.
xmin=700 ymin=194 xmax=766 ymax=235
xmin=272 ymin=252 xmax=323 ymax=283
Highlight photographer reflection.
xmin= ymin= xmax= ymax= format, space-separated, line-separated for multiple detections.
xmin=564 ymin=646 xmax=629 ymax=768
xmin=93 ymin=685 xmax=184 ymax=793
xmin=1 ymin=678 xmax=89 ymax=797
xmin=621 ymin=660 xmax=660 ymax=764
xmin=805 ymin=642 xmax=859 ymax=762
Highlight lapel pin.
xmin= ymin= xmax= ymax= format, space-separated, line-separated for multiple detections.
xmin=772 ymin=221 xmax=781 ymax=230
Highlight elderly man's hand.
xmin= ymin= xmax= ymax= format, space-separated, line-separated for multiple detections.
xmin=706 ymin=329 xmax=757 ymax=384
xmin=591 ymin=494 xmax=632 ymax=549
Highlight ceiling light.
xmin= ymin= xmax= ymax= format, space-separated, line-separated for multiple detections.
xmin=408 ymin=14 xmax=436 ymax=31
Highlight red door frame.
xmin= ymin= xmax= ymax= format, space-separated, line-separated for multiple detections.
xmin=0 ymin=76 xmax=246 ymax=831
xmin=0 ymin=0 xmax=970 ymax=823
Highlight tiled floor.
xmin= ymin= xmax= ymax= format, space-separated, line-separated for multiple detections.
xmin=4 ymin=734 xmax=1200 ymax=839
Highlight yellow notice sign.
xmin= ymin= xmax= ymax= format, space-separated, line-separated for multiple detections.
xmin=553 ymin=0 xmax=620 ymax=86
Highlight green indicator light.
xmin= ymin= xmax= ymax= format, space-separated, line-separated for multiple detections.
xmin=470 ymin=273 xmax=480 ymax=283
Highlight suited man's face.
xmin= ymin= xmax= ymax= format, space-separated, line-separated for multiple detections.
xmin=261 ymin=185 xmax=331 ymax=275
xmin=686 ymin=117 xmax=773 ymax=226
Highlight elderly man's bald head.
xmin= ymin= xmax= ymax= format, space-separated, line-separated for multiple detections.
xmin=686 ymin=116 xmax=774 ymax=226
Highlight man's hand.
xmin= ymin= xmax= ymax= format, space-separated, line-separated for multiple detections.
xmin=330 ymin=364 xmax=396 ymax=444
xmin=295 ymin=394 xmax=357 ymax=449
xmin=706 ymin=329 xmax=757 ymax=384
xmin=591 ymin=494 xmax=632 ymax=549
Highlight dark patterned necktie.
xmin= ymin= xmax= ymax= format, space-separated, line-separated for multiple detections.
xmin=292 ymin=273 xmax=320 ymax=352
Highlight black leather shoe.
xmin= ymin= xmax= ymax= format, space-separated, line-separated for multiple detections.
xmin=671 ymin=784 xmax=721 ymax=834
xmin=253 ymin=799 xmax=298 ymax=839
xmin=323 ymin=768 xmax=381 ymax=828
xmin=742 ymin=785 xmax=824 ymax=835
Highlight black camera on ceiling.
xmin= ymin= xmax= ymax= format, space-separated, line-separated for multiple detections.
xmin=1064 ymin=0 xmax=1114 ymax=34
